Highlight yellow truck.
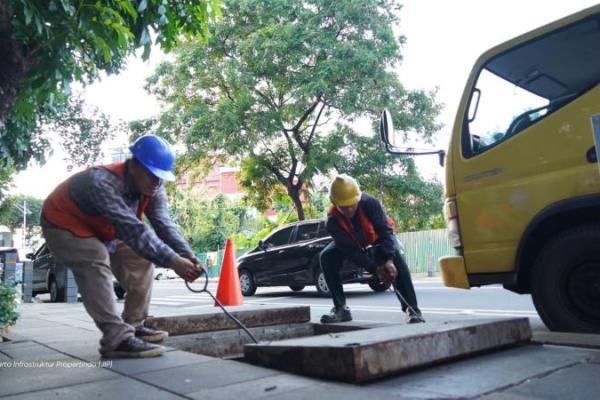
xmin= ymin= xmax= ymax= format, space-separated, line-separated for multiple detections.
xmin=383 ymin=5 xmax=600 ymax=333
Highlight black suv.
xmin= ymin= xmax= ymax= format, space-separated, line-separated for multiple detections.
xmin=29 ymin=243 xmax=125 ymax=302
xmin=237 ymin=219 xmax=391 ymax=296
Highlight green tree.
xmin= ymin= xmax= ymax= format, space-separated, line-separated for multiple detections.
xmin=0 ymin=0 xmax=221 ymax=184
xmin=147 ymin=0 xmax=440 ymax=220
xmin=341 ymin=131 xmax=444 ymax=231
xmin=0 ymin=194 xmax=43 ymax=243
xmin=0 ymin=195 xmax=42 ymax=231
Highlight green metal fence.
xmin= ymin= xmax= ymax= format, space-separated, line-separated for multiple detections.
xmin=395 ymin=229 xmax=452 ymax=275
xmin=196 ymin=248 xmax=249 ymax=278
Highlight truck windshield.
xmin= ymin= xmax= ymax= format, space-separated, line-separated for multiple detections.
xmin=465 ymin=15 xmax=600 ymax=155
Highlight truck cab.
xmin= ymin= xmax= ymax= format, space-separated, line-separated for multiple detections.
xmin=439 ymin=5 xmax=600 ymax=332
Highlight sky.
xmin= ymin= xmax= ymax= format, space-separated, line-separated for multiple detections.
xmin=10 ymin=0 xmax=599 ymax=198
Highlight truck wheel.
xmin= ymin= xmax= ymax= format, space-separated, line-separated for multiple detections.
xmin=314 ymin=269 xmax=331 ymax=297
xmin=531 ymin=225 xmax=600 ymax=333
xmin=368 ymin=281 xmax=391 ymax=292
xmin=239 ymin=269 xmax=257 ymax=296
xmin=49 ymin=278 xmax=64 ymax=303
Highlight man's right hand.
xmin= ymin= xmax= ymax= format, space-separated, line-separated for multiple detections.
xmin=169 ymin=256 xmax=203 ymax=282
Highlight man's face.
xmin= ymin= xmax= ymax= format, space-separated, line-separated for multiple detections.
xmin=337 ymin=203 xmax=359 ymax=219
xmin=130 ymin=160 xmax=162 ymax=197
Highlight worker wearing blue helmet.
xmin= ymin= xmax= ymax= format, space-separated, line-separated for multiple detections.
xmin=42 ymin=134 xmax=204 ymax=359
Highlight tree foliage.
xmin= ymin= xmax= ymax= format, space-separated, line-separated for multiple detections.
xmin=147 ymin=0 xmax=440 ymax=220
xmin=0 ymin=0 xmax=221 ymax=187
xmin=169 ymin=191 xmax=252 ymax=253
xmin=0 ymin=194 xmax=42 ymax=231
xmin=341 ymin=131 xmax=444 ymax=231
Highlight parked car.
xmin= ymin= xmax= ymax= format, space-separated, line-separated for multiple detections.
xmin=237 ymin=219 xmax=391 ymax=296
xmin=28 ymin=243 xmax=125 ymax=302
xmin=0 ymin=247 xmax=19 ymax=282
xmin=154 ymin=267 xmax=178 ymax=280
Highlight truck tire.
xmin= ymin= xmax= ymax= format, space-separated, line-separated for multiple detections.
xmin=531 ymin=225 xmax=600 ymax=333
xmin=49 ymin=278 xmax=64 ymax=303
xmin=239 ymin=269 xmax=257 ymax=296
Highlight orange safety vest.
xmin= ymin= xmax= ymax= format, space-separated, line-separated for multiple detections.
xmin=42 ymin=162 xmax=150 ymax=241
xmin=331 ymin=205 xmax=396 ymax=248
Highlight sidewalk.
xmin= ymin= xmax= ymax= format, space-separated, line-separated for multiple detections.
xmin=2 ymin=302 xmax=600 ymax=399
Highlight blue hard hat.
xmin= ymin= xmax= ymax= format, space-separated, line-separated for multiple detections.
xmin=129 ymin=135 xmax=176 ymax=181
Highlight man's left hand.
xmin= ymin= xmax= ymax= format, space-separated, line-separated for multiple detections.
xmin=376 ymin=260 xmax=397 ymax=285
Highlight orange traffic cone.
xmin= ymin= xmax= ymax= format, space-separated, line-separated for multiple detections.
xmin=215 ymin=239 xmax=243 ymax=306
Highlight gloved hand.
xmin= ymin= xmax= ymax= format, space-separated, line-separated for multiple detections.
xmin=169 ymin=255 xmax=203 ymax=282
xmin=376 ymin=260 xmax=398 ymax=285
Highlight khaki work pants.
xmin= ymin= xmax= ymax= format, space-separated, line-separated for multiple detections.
xmin=42 ymin=227 xmax=154 ymax=355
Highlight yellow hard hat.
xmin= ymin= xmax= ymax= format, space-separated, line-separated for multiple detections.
xmin=329 ymin=175 xmax=361 ymax=207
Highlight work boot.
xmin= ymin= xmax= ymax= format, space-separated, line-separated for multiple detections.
xmin=407 ymin=310 xmax=425 ymax=324
xmin=135 ymin=326 xmax=169 ymax=343
xmin=320 ymin=306 xmax=352 ymax=323
xmin=103 ymin=336 xmax=165 ymax=359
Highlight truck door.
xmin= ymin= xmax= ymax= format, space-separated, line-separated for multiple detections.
xmin=454 ymin=19 xmax=600 ymax=276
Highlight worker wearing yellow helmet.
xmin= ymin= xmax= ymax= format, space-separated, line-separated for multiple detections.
xmin=320 ymin=174 xmax=424 ymax=324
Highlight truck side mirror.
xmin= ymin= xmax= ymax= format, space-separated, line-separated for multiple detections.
xmin=379 ymin=108 xmax=396 ymax=146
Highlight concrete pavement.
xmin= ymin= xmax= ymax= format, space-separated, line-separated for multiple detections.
xmin=1 ymin=302 xmax=600 ymax=399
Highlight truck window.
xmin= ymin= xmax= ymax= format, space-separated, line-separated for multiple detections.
xmin=467 ymin=69 xmax=549 ymax=153
xmin=463 ymin=16 xmax=600 ymax=157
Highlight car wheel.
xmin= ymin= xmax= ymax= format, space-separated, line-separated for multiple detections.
xmin=289 ymin=285 xmax=305 ymax=292
xmin=368 ymin=281 xmax=391 ymax=292
xmin=531 ymin=225 xmax=600 ymax=333
xmin=314 ymin=269 xmax=331 ymax=297
xmin=155 ymin=273 xmax=163 ymax=280
xmin=239 ymin=269 xmax=257 ymax=296
xmin=49 ymin=279 xmax=64 ymax=303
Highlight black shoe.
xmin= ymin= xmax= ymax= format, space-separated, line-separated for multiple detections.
xmin=103 ymin=336 xmax=165 ymax=358
xmin=320 ymin=306 xmax=352 ymax=323
xmin=407 ymin=311 xmax=425 ymax=324
xmin=135 ymin=326 xmax=169 ymax=343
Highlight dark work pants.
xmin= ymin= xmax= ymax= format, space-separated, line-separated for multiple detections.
xmin=319 ymin=236 xmax=420 ymax=313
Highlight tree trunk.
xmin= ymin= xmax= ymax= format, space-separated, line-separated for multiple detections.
xmin=0 ymin=2 xmax=28 ymax=127
xmin=288 ymin=185 xmax=305 ymax=221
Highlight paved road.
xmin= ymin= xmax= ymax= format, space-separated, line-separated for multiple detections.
xmin=146 ymin=276 xmax=547 ymax=332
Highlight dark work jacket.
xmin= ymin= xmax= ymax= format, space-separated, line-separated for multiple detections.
xmin=325 ymin=193 xmax=395 ymax=271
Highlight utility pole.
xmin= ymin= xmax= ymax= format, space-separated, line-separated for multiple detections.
xmin=15 ymin=200 xmax=31 ymax=247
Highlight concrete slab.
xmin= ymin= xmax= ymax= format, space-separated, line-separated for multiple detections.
xmin=0 ymin=355 xmax=119 ymax=397
xmin=186 ymin=373 xmax=316 ymax=400
xmin=258 ymin=382 xmax=400 ymax=400
xmin=370 ymin=344 xmax=595 ymax=399
xmin=145 ymin=305 xmax=310 ymax=336
xmin=244 ymin=318 xmax=532 ymax=382
xmin=0 ymin=341 xmax=73 ymax=362
xmin=134 ymin=359 xmax=280 ymax=395
xmin=108 ymin=350 xmax=214 ymax=375
xmin=0 ymin=377 xmax=185 ymax=400
xmin=532 ymin=331 xmax=600 ymax=349
xmin=479 ymin=362 xmax=600 ymax=400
